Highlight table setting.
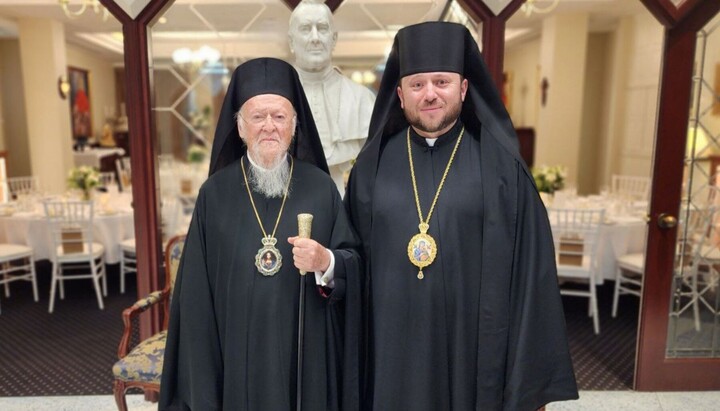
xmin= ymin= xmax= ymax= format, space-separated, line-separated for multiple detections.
xmin=548 ymin=189 xmax=648 ymax=283
xmin=0 ymin=189 xmax=135 ymax=264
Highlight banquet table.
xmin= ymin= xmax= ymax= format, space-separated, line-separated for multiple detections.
xmin=73 ymin=148 xmax=125 ymax=170
xmin=0 ymin=193 xmax=134 ymax=264
xmin=549 ymin=193 xmax=648 ymax=284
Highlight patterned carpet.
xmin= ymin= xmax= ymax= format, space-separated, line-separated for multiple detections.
xmin=0 ymin=261 xmax=139 ymax=396
xmin=563 ymin=282 xmax=639 ymax=390
xmin=0 ymin=262 xmax=636 ymax=396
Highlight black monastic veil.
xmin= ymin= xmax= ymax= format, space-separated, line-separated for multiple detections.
xmin=160 ymin=58 xmax=362 ymax=411
xmin=345 ymin=22 xmax=579 ymax=411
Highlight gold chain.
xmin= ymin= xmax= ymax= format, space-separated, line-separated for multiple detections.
xmin=241 ymin=155 xmax=294 ymax=239
xmin=407 ymin=126 xmax=465 ymax=226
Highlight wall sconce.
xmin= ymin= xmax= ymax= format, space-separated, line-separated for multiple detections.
xmin=58 ymin=75 xmax=71 ymax=100
xmin=520 ymin=0 xmax=560 ymax=17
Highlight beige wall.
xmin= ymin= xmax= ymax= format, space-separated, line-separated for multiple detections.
xmin=617 ymin=13 xmax=662 ymax=178
xmin=66 ymin=44 xmax=118 ymax=142
xmin=0 ymin=23 xmax=119 ymax=189
xmin=536 ymin=13 xmax=589 ymax=189
xmin=0 ymin=39 xmax=31 ymax=177
xmin=18 ymin=18 xmax=74 ymax=193
xmin=504 ymin=11 xmax=662 ymax=193
xmin=505 ymin=38 xmax=541 ymax=129
xmin=597 ymin=19 xmax=631 ymax=190
xmin=577 ymin=33 xmax=611 ymax=195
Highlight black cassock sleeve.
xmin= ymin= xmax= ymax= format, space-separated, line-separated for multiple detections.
xmin=160 ymin=190 xmax=224 ymax=411
xmin=325 ymin=186 xmax=363 ymax=411
xmin=503 ymin=168 xmax=578 ymax=410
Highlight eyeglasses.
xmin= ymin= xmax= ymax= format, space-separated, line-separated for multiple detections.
xmin=239 ymin=111 xmax=295 ymax=127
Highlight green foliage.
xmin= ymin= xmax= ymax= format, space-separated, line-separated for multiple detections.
xmin=531 ymin=165 xmax=566 ymax=194
xmin=67 ymin=166 xmax=100 ymax=192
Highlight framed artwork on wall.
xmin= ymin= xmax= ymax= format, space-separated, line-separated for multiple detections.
xmin=68 ymin=66 xmax=92 ymax=140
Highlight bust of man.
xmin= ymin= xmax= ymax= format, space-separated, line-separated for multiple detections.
xmin=288 ymin=0 xmax=375 ymax=194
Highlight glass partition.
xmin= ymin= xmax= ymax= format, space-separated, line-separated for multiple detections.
xmin=667 ymin=12 xmax=720 ymax=358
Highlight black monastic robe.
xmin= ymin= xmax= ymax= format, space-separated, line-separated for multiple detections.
xmin=160 ymin=157 xmax=361 ymax=411
xmin=346 ymin=121 xmax=578 ymax=410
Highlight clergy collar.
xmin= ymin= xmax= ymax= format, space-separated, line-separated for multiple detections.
xmin=409 ymin=120 xmax=464 ymax=149
xmin=295 ymin=65 xmax=335 ymax=83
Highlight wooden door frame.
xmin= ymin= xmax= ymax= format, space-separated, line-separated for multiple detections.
xmin=636 ymin=0 xmax=720 ymax=390
xmin=106 ymin=0 xmax=720 ymax=390
xmin=100 ymin=0 xmax=173 ymax=340
xmin=101 ymin=0 xmax=517 ymax=340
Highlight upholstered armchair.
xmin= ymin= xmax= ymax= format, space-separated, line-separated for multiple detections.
xmin=112 ymin=235 xmax=185 ymax=411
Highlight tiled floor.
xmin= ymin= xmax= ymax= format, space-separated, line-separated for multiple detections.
xmin=1 ymin=391 xmax=719 ymax=411
xmin=547 ymin=391 xmax=720 ymax=410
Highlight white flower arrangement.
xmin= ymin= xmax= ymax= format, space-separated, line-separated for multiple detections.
xmin=67 ymin=166 xmax=100 ymax=199
xmin=532 ymin=165 xmax=567 ymax=194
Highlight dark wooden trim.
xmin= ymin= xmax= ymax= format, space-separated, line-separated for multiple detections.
xmin=100 ymin=0 xmax=174 ymax=340
xmin=99 ymin=0 xmax=129 ymax=22
xmin=455 ymin=0 xmax=525 ymax=94
xmin=481 ymin=18 xmax=505 ymax=90
xmin=635 ymin=0 xmax=720 ymax=391
xmin=282 ymin=0 xmax=342 ymax=13
xmin=640 ymin=0 xmax=679 ymax=26
xmin=121 ymin=19 xmax=163 ymax=339
xmin=640 ymin=0 xmax=708 ymax=27
xmin=326 ymin=0 xmax=343 ymax=13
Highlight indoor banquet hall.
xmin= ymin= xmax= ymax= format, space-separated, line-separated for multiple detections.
xmin=0 ymin=0 xmax=719 ymax=410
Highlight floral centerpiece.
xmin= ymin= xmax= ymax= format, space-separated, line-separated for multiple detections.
xmin=532 ymin=165 xmax=567 ymax=194
xmin=189 ymin=105 xmax=212 ymax=131
xmin=187 ymin=143 xmax=209 ymax=164
xmin=67 ymin=166 xmax=100 ymax=200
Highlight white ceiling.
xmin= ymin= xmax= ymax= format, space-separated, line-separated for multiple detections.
xmin=0 ymin=0 xmax=648 ymax=68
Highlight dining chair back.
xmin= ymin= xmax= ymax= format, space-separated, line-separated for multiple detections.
xmin=43 ymin=200 xmax=106 ymax=313
xmin=7 ymin=176 xmax=39 ymax=198
xmin=611 ymin=174 xmax=650 ymax=202
xmin=0 ymin=244 xmax=38 ymax=314
xmin=548 ymin=207 xmax=605 ymax=334
xmin=672 ymin=206 xmax=720 ymax=331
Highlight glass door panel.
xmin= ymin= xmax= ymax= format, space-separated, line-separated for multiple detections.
xmin=666 ymin=12 xmax=720 ymax=359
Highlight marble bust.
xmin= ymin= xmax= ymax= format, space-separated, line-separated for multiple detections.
xmin=288 ymin=0 xmax=376 ymax=195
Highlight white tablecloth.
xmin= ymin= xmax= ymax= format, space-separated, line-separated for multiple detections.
xmin=595 ymin=217 xmax=647 ymax=282
xmin=0 ymin=194 xmax=134 ymax=264
xmin=73 ymin=148 xmax=125 ymax=169
xmin=549 ymin=193 xmax=648 ymax=284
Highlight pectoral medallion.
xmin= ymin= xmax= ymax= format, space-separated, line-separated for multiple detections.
xmin=406 ymin=126 xmax=464 ymax=281
xmin=242 ymin=156 xmax=294 ymax=278
xmin=407 ymin=223 xmax=437 ymax=280
xmin=255 ymin=236 xmax=282 ymax=276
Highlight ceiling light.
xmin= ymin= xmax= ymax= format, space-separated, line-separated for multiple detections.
xmin=172 ymin=46 xmax=222 ymax=69
xmin=520 ymin=0 xmax=560 ymax=17
xmin=58 ymin=0 xmax=110 ymax=21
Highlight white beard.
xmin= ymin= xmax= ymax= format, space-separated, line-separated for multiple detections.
xmin=247 ymin=153 xmax=290 ymax=198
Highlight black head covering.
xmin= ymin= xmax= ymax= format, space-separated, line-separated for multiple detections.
xmin=364 ymin=21 xmax=520 ymax=160
xmin=209 ymin=57 xmax=329 ymax=176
